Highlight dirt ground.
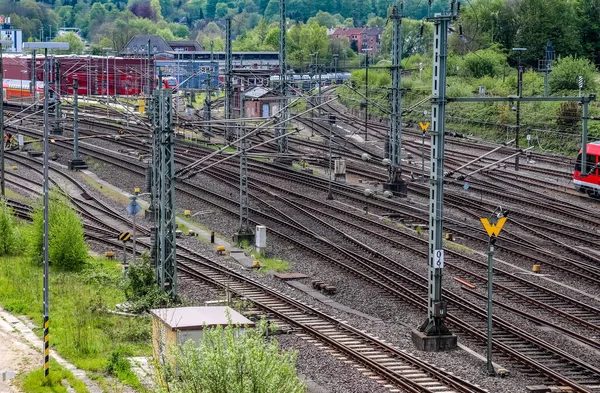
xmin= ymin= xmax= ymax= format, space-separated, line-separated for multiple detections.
xmin=0 ymin=317 xmax=40 ymax=393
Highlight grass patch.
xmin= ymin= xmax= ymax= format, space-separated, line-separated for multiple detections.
xmin=444 ymin=240 xmax=474 ymax=255
xmin=5 ymin=188 xmax=32 ymax=203
xmin=77 ymin=173 xmax=131 ymax=205
xmin=254 ymin=255 xmax=290 ymax=272
xmin=176 ymin=215 xmax=225 ymax=243
xmin=19 ymin=360 xmax=89 ymax=393
xmin=0 ymin=250 xmax=151 ymax=386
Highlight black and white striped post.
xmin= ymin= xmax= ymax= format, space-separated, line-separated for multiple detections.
xmin=23 ymin=41 xmax=69 ymax=378
xmin=578 ymin=75 xmax=583 ymax=97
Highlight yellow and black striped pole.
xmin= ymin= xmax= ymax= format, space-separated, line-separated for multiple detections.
xmin=43 ymin=316 xmax=49 ymax=376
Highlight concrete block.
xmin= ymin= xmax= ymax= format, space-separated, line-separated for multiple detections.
xmin=411 ymin=329 xmax=457 ymax=352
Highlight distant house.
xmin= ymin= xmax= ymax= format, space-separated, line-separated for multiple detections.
xmin=120 ymin=35 xmax=204 ymax=56
xmin=330 ymin=27 xmax=383 ymax=55
xmin=242 ymin=86 xmax=279 ymax=119
xmin=57 ymin=27 xmax=87 ymax=46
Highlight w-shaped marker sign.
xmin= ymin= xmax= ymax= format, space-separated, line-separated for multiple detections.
xmin=480 ymin=217 xmax=507 ymax=237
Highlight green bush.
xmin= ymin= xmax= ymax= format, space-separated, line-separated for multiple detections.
xmin=550 ymin=56 xmax=598 ymax=94
xmin=125 ymin=254 xmax=172 ymax=313
xmin=0 ymin=199 xmax=16 ymax=255
xmin=105 ymin=347 xmax=138 ymax=385
xmin=28 ymin=190 xmax=88 ymax=271
xmin=462 ymin=48 xmax=507 ymax=78
xmin=157 ymin=319 xmax=305 ymax=393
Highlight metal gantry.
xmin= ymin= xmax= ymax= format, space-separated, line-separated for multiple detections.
xmin=153 ymin=88 xmax=177 ymax=297
xmin=413 ymin=7 xmax=457 ymax=350
xmin=278 ymin=0 xmax=288 ymax=154
xmin=225 ymin=18 xmax=233 ymax=141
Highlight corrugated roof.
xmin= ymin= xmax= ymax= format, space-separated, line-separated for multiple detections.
xmin=244 ymin=86 xmax=273 ymax=98
xmin=151 ymin=306 xmax=255 ymax=331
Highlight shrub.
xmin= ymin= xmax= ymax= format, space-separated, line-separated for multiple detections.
xmin=462 ymin=48 xmax=507 ymax=78
xmin=125 ymin=254 xmax=171 ymax=313
xmin=28 ymin=190 xmax=88 ymax=270
xmin=156 ymin=319 xmax=305 ymax=393
xmin=550 ymin=56 xmax=598 ymax=94
xmin=0 ymin=199 xmax=16 ymax=255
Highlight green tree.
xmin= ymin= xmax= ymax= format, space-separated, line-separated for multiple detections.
xmin=206 ymin=0 xmax=218 ymax=18
xmin=514 ymin=0 xmax=582 ymax=66
xmin=52 ymin=32 xmax=85 ymax=54
xmin=29 ymin=190 xmax=88 ymax=271
xmin=381 ymin=18 xmax=433 ymax=58
xmin=549 ymin=56 xmax=598 ymax=93
xmin=578 ymin=0 xmax=600 ymax=65
xmin=156 ymin=319 xmax=305 ymax=393
xmin=308 ymin=11 xmax=343 ymax=28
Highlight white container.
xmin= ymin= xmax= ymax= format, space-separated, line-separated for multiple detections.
xmin=255 ymin=225 xmax=267 ymax=248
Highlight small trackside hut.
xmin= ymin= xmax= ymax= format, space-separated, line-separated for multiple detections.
xmin=150 ymin=306 xmax=255 ymax=363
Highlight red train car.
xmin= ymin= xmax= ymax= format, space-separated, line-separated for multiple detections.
xmin=573 ymin=141 xmax=600 ymax=198
xmin=2 ymin=79 xmax=46 ymax=105
xmin=2 ymin=54 xmax=150 ymax=97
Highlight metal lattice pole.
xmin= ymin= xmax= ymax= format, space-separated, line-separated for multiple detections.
xmin=387 ymin=4 xmax=406 ymax=194
xmin=236 ymin=93 xmax=253 ymax=243
xmin=156 ymin=88 xmax=177 ymax=297
xmin=278 ymin=0 xmax=288 ymax=154
xmin=225 ymin=18 xmax=233 ymax=141
xmin=149 ymin=71 xmax=162 ymax=267
xmin=413 ymin=7 xmax=457 ymax=350
xmin=31 ymin=50 xmax=36 ymax=94
xmin=53 ymin=59 xmax=62 ymax=134
xmin=205 ymin=40 xmax=214 ymax=139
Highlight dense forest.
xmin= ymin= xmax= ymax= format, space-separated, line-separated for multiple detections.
xmin=3 ymin=0 xmax=600 ymax=70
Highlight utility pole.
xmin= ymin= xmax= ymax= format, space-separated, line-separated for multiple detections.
xmin=153 ymin=84 xmax=177 ymax=297
xmin=204 ymin=40 xmax=214 ymax=139
xmin=364 ymin=50 xmax=369 ymax=141
xmin=30 ymin=50 xmax=36 ymax=95
xmin=539 ymin=41 xmax=554 ymax=98
xmin=278 ymin=0 xmax=289 ymax=156
xmin=333 ymin=54 xmax=338 ymax=80
xmin=68 ymin=78 xmax=87 ymax=170
xmin=236 ymin=93 xmax=254 ymax=244
xmin=147 ymin=39 xmax=151 ymax=97
xmin=581 ymin=99 xmax=590 ymax=176
xmin=512 ymin=47 xmax=526 ymax=171
xmin=225 ymin=18 xmax=233 ymax=141
xmin=412 ymin=1 xmax=458 ymax=352
xmin=327 ymin=115 xmax=336 ymax=200
xmin=53 ymin=59 xmax=62 ymax=135
xmin=0 ymin=40 xmax=12 ymax=198
xmin=24 ymin=41 xmax=69 ymax=379
xmin=384 ymin=4 xmax=407 ymax=196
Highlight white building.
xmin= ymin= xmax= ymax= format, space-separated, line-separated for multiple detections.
xmin=0 ymin=16 xmax=23 ymax=53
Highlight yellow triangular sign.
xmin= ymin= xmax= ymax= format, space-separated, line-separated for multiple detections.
xmin=419 ymin=122 xmax=430 ymax=131
xmin=480 ymin=217 xmax=507 ymax=237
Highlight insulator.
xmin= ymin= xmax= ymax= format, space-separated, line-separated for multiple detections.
xmin=459 ymin=23 xmax=464 ymax=37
